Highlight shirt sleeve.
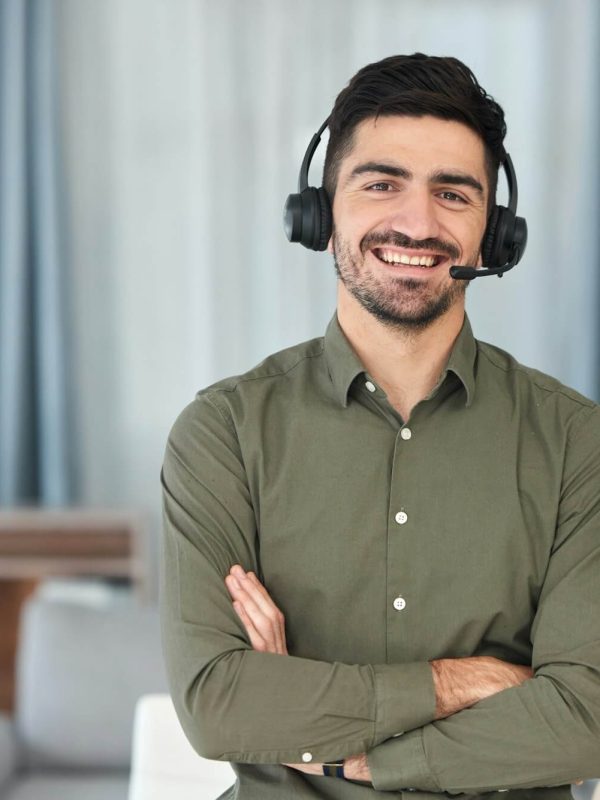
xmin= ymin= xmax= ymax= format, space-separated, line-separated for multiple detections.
xmin=367 ymin=406 xmax=600 ymax=794
xmin=160 ymin=393 xmax=435 ymax=764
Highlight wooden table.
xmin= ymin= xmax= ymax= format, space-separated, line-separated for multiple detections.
xmin=0 ymin=509 xmax=146 ymax=712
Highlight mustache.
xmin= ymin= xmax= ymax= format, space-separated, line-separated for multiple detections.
xmin=361 ymin=231 xmax=460 ymax=262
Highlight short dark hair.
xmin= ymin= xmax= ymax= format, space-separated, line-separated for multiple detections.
xmin=323 ymin=53 xmax=507 ymax=213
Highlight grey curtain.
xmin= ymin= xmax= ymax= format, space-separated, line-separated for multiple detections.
xmin=0 ymin=0 xmax=75 ymax=505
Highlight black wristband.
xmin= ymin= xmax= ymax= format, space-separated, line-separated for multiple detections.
xmin=322 ymin=760 xmax=345 ymax=778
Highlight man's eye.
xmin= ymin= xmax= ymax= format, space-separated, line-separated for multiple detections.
xmin=367 ymin=182 xmax=393 ymax=191
xmin=439 ymin=191 xmax=466 ymax=203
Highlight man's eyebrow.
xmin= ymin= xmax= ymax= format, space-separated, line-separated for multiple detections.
xmin=346 ymin=162 xmax=412 ymax=183
xmin=430 ymin=170 xmax=485 ymax=198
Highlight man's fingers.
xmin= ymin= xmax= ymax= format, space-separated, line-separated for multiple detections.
xmin=225 ymin=570 xmax=287 ymax=655
xmin=232 ymin=601 xmax=267 ymax=651
xmin=226 ymin=576 xmax=267 ymax=627
xmin=229 ymin=567 xmax=285 ymax=627
xmin=232 ymin=566 xmax=283 ymax=619
xmin=245 ymin=572 xmax=287 ymax=653
xmin=226 ymin=569 xmax=287 ymax=654
xmin=247 ymin=570 xmax=276 ymax=602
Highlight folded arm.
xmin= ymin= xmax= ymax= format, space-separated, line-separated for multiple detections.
xmin=226 ymin=564 xmax=535 ymax=782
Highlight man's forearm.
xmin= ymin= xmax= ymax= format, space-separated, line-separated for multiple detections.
xmin=430 ymin=656 xmax=533 ymax=719
xmin=367 ymin=665 xmax=599 ymax=793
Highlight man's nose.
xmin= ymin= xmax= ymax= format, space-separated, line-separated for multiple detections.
xmin=386 ymin=188 xmax=441 ymax=242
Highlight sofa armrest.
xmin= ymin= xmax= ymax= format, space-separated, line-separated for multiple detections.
xmin=0 ymin=713 xmax=18 ymax=788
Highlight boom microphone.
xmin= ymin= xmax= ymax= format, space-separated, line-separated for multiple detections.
xmin=449 ymin=235 xmax=526 ymax=280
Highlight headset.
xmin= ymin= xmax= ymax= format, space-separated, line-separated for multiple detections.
xmin=283 ymin=117 xmax=528 ymax=279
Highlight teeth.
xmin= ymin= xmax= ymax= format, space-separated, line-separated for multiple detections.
xmin=376 ymin=249 xmax=438 ymax=267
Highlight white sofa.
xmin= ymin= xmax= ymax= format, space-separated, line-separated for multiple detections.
xmin=0 ymin=588 xmax=168 ymax=800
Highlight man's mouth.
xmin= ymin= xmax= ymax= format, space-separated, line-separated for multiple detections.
xmin=371 ymin=247 xmax=446 ymax=268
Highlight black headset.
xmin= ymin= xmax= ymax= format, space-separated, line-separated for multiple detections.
xmin=283 ymin=118 xmax=528 ymax=279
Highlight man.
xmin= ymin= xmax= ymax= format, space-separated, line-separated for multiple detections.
xmin=161 ymin=54 xmax=600 ymax=798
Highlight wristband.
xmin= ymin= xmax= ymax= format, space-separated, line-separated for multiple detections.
xmin=322 ymin=759 xmax=345 ymax=778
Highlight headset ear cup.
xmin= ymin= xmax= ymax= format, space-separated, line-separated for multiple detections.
xmin=283 ymin=192 xmax=303 ymax=243
xmin=483 ymin=206 xmax=517 ymax=269
xmin=512 ymin=216 xmax=528 ymax=264
xmin=481 ymin=207 xmax=500 ymax=267
xmin=316 ymin=188 xmax=332 ymax=251
xmin=283 ymin=189 xmax=323 ymax=249
xmin=287 ymin=187 xmax=331 ymax=251
xmin=300 ymin=187 xmax=321 ymax=250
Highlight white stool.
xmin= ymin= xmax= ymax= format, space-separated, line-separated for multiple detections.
xmin=128 ymin=694 xmax=235 ymax=800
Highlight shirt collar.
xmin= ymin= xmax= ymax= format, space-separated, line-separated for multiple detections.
xmin=324 ymin=314 xmax=366 ymax=408
xmin=324 ymin=312 xmax=477 ymax=409
xmin=443 ymin=314 xmax=476 ymax=407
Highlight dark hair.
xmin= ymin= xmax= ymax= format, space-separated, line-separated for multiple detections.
xmin=323 ymin=53 xmax=507 ymax=213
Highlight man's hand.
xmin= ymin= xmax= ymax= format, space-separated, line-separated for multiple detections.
xmin=225 ymin=565 xmax=372 ymax=783
xmin=225 ymin=565 xmax=288 ymax=654
xmin=430 ymin=656 xmax=533 ymax=719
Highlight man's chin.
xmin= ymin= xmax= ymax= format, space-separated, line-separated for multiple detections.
xmin=351 ymin=288 xmax=465 ymax=331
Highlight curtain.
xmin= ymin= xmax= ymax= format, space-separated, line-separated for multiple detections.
xmin=0 ymin=0 xmax=75 ymax=505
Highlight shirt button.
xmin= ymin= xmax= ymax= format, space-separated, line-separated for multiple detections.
xmin=365 ymin=380 xmax=376 ymax=393
xmin=395 ymin=511 xmax=408 ymax=525
xmin=393 ymin=596 xmax=406 ymax=611
xmin=302 ymin=752 xmax=313 ymax=763
xmin=400 ymin=427 xmax=412 ymax=440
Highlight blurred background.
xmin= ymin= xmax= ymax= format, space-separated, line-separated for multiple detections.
xmin=0 ymin=0 xmax=599 ymax=796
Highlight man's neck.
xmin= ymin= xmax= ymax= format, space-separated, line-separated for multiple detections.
xmin=336 ymin=288 xmax=466 ymax=421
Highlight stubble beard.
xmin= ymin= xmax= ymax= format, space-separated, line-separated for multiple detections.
xmin=332 ymin=230 xmax=475 ymax=333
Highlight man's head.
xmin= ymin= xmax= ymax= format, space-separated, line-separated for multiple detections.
xmin=323 ymin=53 xmax=506 ymax=214
xmin=324 ymin=54 xmax=507 ymax=332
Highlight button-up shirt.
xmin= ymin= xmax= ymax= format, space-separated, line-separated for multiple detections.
xmin=160 ymin=313 xmax=600 ymax=799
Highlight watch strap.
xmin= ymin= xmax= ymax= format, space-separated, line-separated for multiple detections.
xmin=322 ymin=759 xmax=345 ymax=778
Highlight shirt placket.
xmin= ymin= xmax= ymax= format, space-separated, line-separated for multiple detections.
xmin=385 ymin=412 xmax=415 ymax=663
xmin=355 ymin=374 xmax=415 ymax=664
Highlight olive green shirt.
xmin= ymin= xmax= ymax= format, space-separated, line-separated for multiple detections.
xmin=160 ymin=313 xmax=600 ymax=800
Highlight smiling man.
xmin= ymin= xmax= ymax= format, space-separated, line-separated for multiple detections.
xmin=161 ymin=54 xmax=600 ymax=799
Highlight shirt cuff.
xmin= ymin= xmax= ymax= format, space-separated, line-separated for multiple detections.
xmin=367 ymin=728 xmax=440 ymax=792
xmin=372 ymin=661 xmax=436 ymax=741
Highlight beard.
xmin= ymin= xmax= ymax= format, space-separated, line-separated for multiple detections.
xmin=333 ymin=228 xmax=476 ymax=333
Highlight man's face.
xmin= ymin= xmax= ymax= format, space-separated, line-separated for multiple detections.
xmin=330 ymin=115 xmax=489 ymax=331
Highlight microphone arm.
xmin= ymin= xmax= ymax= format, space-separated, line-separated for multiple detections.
xmin=449 ymin=246 xmax=522 ymax=280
